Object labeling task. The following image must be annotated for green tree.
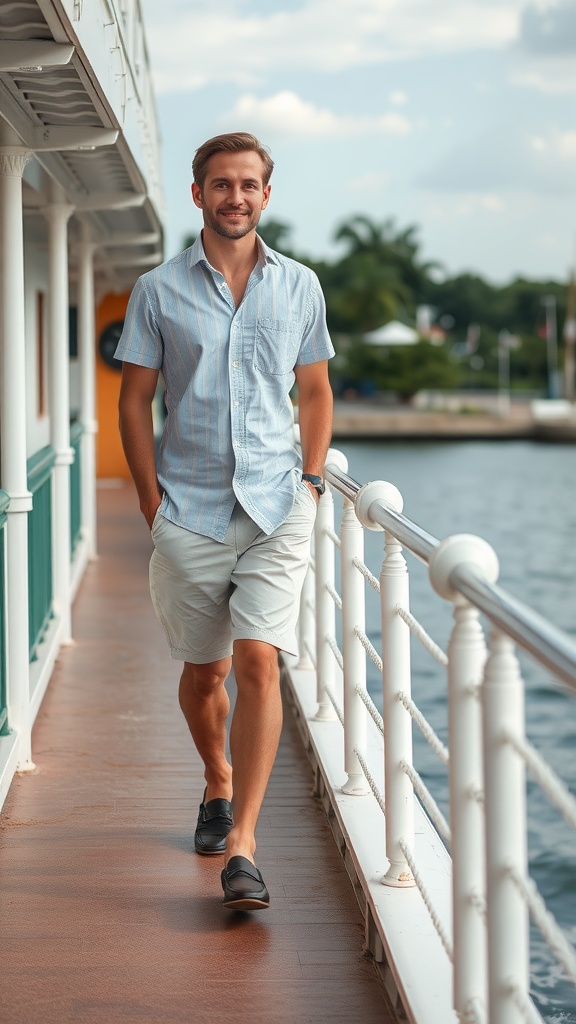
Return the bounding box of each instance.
[257,218,294,255]
[339,339,461,401]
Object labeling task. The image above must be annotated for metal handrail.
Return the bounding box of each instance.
[324,461,576,692]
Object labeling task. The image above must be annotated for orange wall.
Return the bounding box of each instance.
[95,292,131,479]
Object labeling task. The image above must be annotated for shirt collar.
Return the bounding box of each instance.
[187,231,280,270]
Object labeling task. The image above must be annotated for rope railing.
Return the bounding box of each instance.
[352,555,380,593]
[354,747,385,813]
[326,633,343,671]
[353,626,383,673]
[507,865,576,984]
[324,525,341,549]
[324,683,344,727]
[397,690,450,766]
[295,457,576,1023]
[505,730,576,829]
[400,759,451,843]
[508,984,547,1024]
[395,605,449,667]
[355,682,383,734]
[398,837,454,960]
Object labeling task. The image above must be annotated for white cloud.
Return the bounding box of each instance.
[389,90,408,105]
[347,170,390,193]
[420,123,576,195]
[140,0,524,93]
[510,56,576,94]
[219,91,412,138]
[427,193,505,219]
[533,127,576,160]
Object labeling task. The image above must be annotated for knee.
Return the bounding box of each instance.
[233,641,280,696]
[179,661,229,703]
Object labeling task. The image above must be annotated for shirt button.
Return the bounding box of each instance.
[234,401,239,407]
[232,360,239,366]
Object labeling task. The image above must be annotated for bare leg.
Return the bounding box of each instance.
[225,639,282,864]
[179,658,233,802]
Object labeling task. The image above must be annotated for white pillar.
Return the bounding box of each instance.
[355,480,415,887]
[313,485,337,721]
[429,534,499,1021]
[76,225,98,559]
[340,495,369,795]
[43,201,75,643]
[483,629,529,1024]
[380,529,415,886]
[0,147,34,769]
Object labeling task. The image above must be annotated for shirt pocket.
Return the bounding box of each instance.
[254,317,301,375]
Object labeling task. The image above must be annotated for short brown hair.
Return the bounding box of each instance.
[192,132,274,189]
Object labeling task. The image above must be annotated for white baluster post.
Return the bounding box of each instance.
[314,483,336,721]
[0,147,34,770]
[355,481,415,886]
[76,223,98,559]
[43,198,75,644]
[483,628,529,1024]
[430,535,500,1021]
[340,495,370,795]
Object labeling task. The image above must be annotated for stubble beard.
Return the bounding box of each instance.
[204,207,260,240]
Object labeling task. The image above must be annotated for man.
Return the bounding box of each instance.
[116,132,334,911]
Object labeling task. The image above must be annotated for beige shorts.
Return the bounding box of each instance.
[149,483,317,664]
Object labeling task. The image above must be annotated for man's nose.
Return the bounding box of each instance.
[228,185,243,205]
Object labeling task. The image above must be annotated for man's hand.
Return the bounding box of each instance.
[142,495,163,530]
[303,480,320,503]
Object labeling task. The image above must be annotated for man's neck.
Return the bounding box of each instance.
[201,227,260,279]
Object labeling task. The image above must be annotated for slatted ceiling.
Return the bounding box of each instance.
[0,1,163,275]
[0,0,51,37]
[63,149,135,194]
[12,69,101,125]
[97,203,147,236]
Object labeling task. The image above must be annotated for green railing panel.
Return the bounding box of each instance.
[70,421,83,556]
[27,446,56,662]
[0,489,9,734]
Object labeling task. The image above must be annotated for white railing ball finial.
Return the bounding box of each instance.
[429,533,499,601]
[355,480,403,532]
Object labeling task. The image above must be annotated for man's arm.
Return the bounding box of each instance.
[294,360,333,497]
[118,362,162,528]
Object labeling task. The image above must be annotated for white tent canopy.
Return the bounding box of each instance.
[364,320,419,345]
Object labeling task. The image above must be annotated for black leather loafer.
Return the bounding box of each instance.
[221,856,270,910]
[194,791,233,855]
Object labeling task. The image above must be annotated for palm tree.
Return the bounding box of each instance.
[334,214,438,312]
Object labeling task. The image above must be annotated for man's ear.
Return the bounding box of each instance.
[262,184,271,210]
[191,182,203,209]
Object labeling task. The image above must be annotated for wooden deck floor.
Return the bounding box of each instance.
[0,482,395,1024]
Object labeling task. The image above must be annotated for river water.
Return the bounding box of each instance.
[333,439,576,1023]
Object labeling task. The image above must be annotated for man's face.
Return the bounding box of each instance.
[192,150,271,241]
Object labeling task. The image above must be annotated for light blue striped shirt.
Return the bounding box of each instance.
[115,235,335,540]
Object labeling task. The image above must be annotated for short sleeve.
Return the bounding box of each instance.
[295,273,335,367]
[114,276,164,369]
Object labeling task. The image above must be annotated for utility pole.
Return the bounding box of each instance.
[542,295,559,399]
[563,271,576,402]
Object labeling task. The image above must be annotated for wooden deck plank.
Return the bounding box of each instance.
[0,482,395,1024]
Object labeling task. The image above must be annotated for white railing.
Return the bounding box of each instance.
[284,449,576,1024]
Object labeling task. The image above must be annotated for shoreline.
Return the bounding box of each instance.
[331,400,576,443]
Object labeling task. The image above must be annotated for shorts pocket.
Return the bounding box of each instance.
[296,479,318,513]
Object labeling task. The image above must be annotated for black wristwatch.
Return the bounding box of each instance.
[302,473,326,496]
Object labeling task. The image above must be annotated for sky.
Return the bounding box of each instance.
[138,0,576,286]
